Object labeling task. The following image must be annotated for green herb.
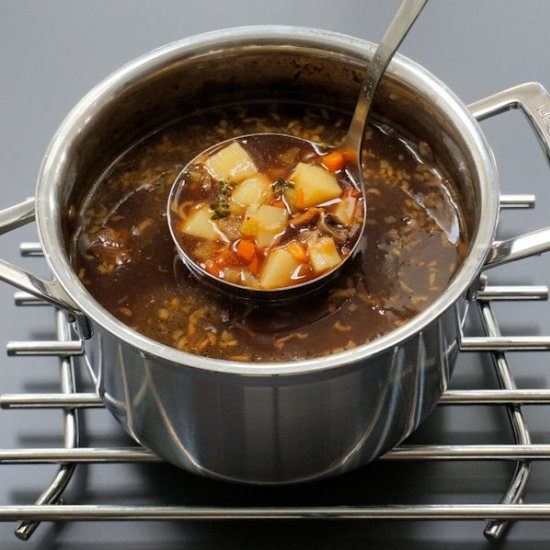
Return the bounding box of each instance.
[210,202,230,219]
[217,181,232,196]
[210,181,232,220]
[272,178,293,194]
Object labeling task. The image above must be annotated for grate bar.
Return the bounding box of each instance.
[5,389,550,410]
[477,285,548,301]
[0,393,102,409]
[499,194,536,209]
[440,389,550,404]
[461,336,550,352]
[2,503,550,521]
[6,341,83,357]
[3,445,550,464]
[13,292,49,306]
[19,242,43,257]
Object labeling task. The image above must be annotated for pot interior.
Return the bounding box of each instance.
[60,41,478,245]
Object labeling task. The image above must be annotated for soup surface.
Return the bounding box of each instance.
[69,102,467,362]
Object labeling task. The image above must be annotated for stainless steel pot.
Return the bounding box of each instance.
[1,27,550,484]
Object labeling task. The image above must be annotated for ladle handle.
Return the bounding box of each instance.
[344,0,428,152]
[0,197,91,337]
[469,82,550,268]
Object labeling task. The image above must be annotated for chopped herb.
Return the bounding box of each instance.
[272,177,294,193]
[217,181,232,196]
[210,181,232,219]
[210,202,230,219]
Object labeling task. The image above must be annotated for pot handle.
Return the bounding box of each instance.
[0,197,91,337]
[469,82,550,268]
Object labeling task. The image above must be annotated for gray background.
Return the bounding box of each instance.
[1,0,550,548]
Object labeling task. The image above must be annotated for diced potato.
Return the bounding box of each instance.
[231,174,271,208]
[204,142,257,183]
[284,187,297,210]
[181,205,219,241]
[307,237,341,274]
[289,162,342,208]
[241,204,288,248]
[331,195,357,226]
[240,212,259,237]
[260,248,301,289]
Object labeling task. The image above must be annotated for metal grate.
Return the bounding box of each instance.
[3,193,550,542]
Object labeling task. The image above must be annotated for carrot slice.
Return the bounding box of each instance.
[287,241,308,263]
[236,239,256,262]
[322,151,345,172]
[341,147,358,164]
[248,254,261,275]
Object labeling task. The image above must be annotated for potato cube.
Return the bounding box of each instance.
[241,204,288,248]
[181,205,219,241]
[307,237,341,274]
[231,174,271,208]
[289,162,342,208]
[260,248,301,289]
[331,195,357,226]
[204,142,257,183]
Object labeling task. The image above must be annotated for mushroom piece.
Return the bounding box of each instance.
[317,212,350,244]
[290,207,322,228]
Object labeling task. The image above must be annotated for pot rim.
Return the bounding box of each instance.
[35,25,499,376]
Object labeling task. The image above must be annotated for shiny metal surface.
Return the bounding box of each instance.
[469,83,550,268]
[344,0,427,155]
[6,503,550,521]
[1,27,550,484]
[13,311,80,541]
[335,0,427,282]
[0,198,77,312]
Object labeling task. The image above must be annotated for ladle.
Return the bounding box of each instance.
[168,0,427,302]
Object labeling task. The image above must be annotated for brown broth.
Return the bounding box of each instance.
[69,102,467,362]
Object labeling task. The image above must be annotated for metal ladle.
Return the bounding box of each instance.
[168,0,428,302]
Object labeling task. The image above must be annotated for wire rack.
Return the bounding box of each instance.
[3,194,550,542]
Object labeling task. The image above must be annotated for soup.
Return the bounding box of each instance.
[68,101,467,362]
[169,134,364,290]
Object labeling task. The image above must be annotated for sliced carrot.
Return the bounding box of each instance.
[295,188,305,210]
[322,151,345,172]
[248,254,261,275]
[340,147,358,164]
[236,239,256,262]
[286,241,308,263]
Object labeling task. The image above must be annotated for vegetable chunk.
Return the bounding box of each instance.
[260,248,301,289]
[205,142,257,183]
[231,174,271,209]
[242,205,288,248]
[289,162,342,208]
[307,237,341,274]
[181,205,220,241]
[331,195,357,226]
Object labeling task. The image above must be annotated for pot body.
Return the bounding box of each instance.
[79,299,462,483]
[27,27,507,483]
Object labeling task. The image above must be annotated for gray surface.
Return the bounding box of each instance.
[1,0,550,548]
